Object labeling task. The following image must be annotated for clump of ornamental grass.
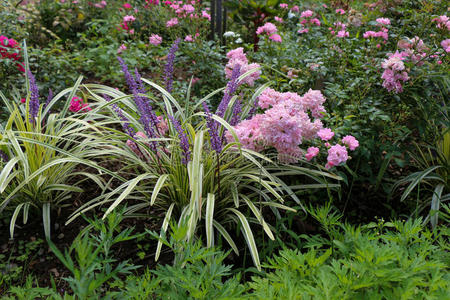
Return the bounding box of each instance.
[0,43,116,239]
[68,46,345,270]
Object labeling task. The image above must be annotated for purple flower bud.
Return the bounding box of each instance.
[104,94,136,138]
[216,64,241,119]
[203,102,222,154]
[43,88,53,112]
[164,38,181,93]
[230,99,241,126]
[27,70,40,123]
[0,150,9,163]
[168,115,191,164]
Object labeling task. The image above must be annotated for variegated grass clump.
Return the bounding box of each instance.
[69,69,342,270]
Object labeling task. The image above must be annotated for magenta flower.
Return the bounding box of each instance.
[256,22,278,35]
[305,146,320,161]
[123,3,132,9]
[441,39,450,52]
[149,34,162,46]
[269,34,282,42]
[166,18,178,28]
[342,135,359,150]
[335,8,345,14]
[376,18,390,25]
[326,144,348,169]
[300,10,313,18]
[317,128,334,141]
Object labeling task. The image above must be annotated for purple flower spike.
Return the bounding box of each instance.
[104,94,136,138]
[164,38,181,93]
[230,99,241,126]
[0,150,9,163]
[27,70,40,123]
[203,102,222,154]
[246,98,259,119]
[44,88,53,111]
[168,115,191,164]
[216,64,241,119]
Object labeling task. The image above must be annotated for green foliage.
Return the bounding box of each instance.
[248,216,450,299]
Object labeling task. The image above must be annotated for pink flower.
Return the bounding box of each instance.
[432,15,450,30]
[123,3,132,9]
[20,98,26,103]
[149,34,162,46]
[326,144,348,168]
[337,30,349,38]
[335,8,345,14]
[182,4,195,14]
[441,39,450,52]
[256,22,278,35]
[123,15,136,22]
[305,146,320,161]
[376,18,390,25]
[157,116,168,136]
[201,10,211,20]
[117,44,127,54]
[185,35,194,42]
[69,97,91,113]
[166,18,178,27]
[269,34,282,42]
[298,28,309,34]
[300,10,313,18]
[291,6,299,13]
[310,18,321,26]
[317,128,334,141]
[274,16,283,23]
[94,0,107,8]
[342,135,359,150]
[279,3,288,9]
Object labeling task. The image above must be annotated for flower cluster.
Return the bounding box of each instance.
[256,22,282,42]
[69,96,92,113]
[381,51,409,93]
[329,22,349,38]
[225,48,261,86]
[298,9,321,34]
[0,35,25,72]
[363,18,390,43]
[149,34,163,46]
[93,0,107,8]
[432,15,450,31]
[121,15,136,34]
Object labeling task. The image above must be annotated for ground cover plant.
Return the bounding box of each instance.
[0,0,448,298]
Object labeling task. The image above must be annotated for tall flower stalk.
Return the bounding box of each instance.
[164,38,181,93]
[168,115,191,164]
[216,64,241,118]
[27,70,40,123]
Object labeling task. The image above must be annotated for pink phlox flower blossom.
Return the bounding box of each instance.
[441,39,450,52]
[337,30,349,38]
[226,114,265,152]
[274,16,283,23]
[305,146,320,161]
[166,18,179,27]
[149,34,162,45]
[225,48,261,86]
[342,135,359,150]
[269,33,282,42]
[432,15,450,30]
[117,44,127,53]
[317,128,335,141]
[376,18,390,25]
[381,51,406,71]
[202,10,211,20]
[123,15,136,22]
[326,144,348,168]
[256,22,278,35]
[300,10,313,18]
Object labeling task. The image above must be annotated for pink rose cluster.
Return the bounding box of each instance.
[328,22,349,38]
[166,0,209,21]
[297,9,321,34]
[69,97,92,113]
[397,36,428,64]
[225,48,261,86]
[432,15,450,31]
[441,39,450,53]
[381,51,409,93]
[94,0,107,8]
[149,34,163,46]
[363,17,390,41]
[0,35,25,72]
[121,15,136,34]
[227,88,330,163]
[256,22,282,42]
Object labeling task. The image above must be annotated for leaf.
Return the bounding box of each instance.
[10,203,25,238]
[103,173,151,219]
[206,193,215,248]
[0,156,20,193]
[213,220,239,255]
[43,203,51,239]
[430,184,445,229]
[155,203,175,261]
[151,174,169,206]
[228,208,261,271]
